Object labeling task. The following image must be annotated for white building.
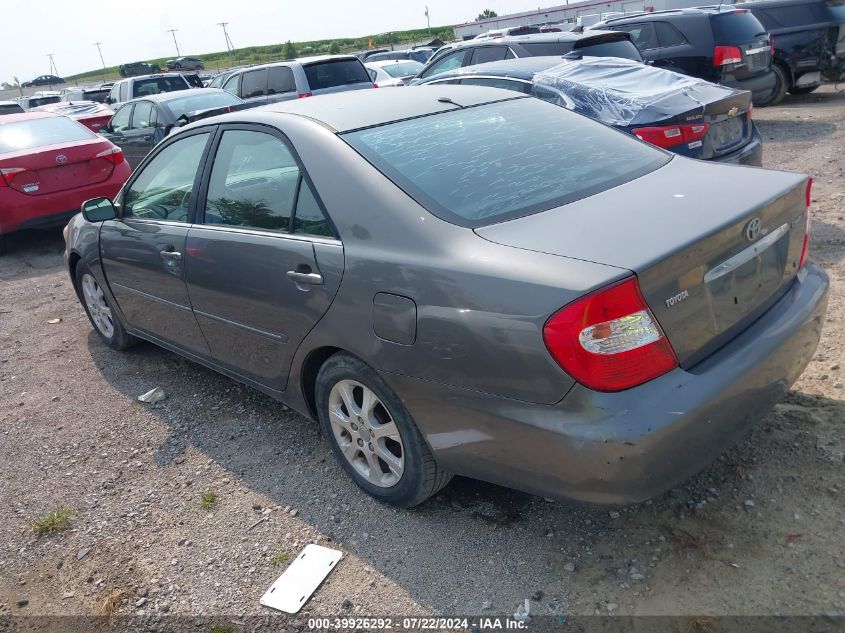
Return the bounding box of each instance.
[453,0,738,40]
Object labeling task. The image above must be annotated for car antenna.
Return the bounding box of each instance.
[437,96,464,108]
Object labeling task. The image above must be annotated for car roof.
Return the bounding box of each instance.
[0,111,58,124]
[735,0,823,6]
[125,88,229,104]
[422,56,565,82]
[441,29,624,53]
[259,85,525,132]
[240,55,362,72]
[366,59,424,69]
[125,73,186,81]
[597,5,742,24]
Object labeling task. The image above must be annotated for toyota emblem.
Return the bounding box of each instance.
[55,154,67,164]
[745,217,762,242]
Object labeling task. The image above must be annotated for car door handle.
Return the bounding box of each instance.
[160,250,182,261]
[286,270,323,285]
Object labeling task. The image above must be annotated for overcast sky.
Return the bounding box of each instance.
[1,0,554,82]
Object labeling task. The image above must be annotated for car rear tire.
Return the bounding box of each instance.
[75,262,137,351]
[788,84,819,96]
[315,353,451,507]
[757,64,789,107]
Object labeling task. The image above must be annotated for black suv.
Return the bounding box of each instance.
[119,61,162,78]
[414,31,643,80]
[593,7,777,105]
[737,0,845,104]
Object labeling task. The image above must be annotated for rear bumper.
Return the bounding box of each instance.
[385,263,828,504]
[0,163,129,235]
[723,69,777,104]
[712,125,763,166]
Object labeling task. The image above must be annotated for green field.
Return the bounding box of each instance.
[65,26,453,83]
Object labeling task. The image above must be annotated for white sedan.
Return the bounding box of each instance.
[364,60,424,87]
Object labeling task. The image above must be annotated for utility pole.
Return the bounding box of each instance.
[424,6,431,35]
[167,28,181,57]
[94,42,107,80]
[47,53,59,77]
[218,22,235,55]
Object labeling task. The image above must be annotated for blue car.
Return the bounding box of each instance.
[414,55,763,166]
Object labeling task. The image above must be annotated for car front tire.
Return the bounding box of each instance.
[315,353,451,507]
[75,262,137,351]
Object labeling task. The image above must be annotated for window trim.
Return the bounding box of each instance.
[115,126,217,224]
[194,122,339,241]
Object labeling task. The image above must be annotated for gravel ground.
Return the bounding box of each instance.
[1,86,844,627]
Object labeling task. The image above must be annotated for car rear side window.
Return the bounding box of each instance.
[204,130,299,231]
[343,98,668,228]
[617,23,659,51]
[268,66,296,94]
[710,11,767,42]
[0,104,24,115]
[0,117,95,153]
[241,69,268,98]
[470,46,514,64]
[303,59,371,90]
[655,22,689,47]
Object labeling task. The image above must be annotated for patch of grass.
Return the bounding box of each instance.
[97,588,132,618]
[200,490,217,511]
[210,626,236,633]
[31,507,73,536]
[269,551,290,566]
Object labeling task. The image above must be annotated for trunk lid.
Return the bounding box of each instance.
[0,137,117,195]
[475,158,809,367]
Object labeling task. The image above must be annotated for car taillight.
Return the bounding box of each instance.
[632,123,709,149]
[373,83,379,88]
[798,177,813,269]
[543,277,678,392]
[0,167,25,188]
[714,45,743,67]
[298,92,312,99]
[94,146,124,165]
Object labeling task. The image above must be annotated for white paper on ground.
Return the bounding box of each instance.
[259,544,343,613]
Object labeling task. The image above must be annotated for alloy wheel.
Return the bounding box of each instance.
[328,379,404,487]
[81,273,115,339]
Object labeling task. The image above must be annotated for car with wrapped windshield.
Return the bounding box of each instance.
[64,87,827,507]
[415,55,762,165]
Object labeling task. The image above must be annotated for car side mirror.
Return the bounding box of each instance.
[81,197,117,222]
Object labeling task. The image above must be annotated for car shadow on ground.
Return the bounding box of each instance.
[755,118,837,143]
[0,228,66,282]
[85,330,845,614]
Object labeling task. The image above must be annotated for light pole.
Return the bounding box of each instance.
[167,29,181,57]
[94,42,107,80]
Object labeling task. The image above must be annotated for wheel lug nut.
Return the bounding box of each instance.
[351,423,358,430]
[357,438,364,447]
[368,443,374,452]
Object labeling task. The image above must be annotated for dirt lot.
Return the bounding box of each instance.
[1,86,844,628]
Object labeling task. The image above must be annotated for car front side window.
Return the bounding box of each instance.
[122,132,210,222]
[421,51,466,77]
[110,105,133,132]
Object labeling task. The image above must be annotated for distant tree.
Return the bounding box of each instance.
[328,41,341,54]
[283,40,298,59]
[476,9,497,20]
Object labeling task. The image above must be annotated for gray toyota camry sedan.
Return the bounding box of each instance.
[64,86,829,507]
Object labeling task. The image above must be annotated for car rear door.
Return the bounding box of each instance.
[99,129,214,356]
[610,21,660,62]
[267,66,298,103]
[184,125,343,392]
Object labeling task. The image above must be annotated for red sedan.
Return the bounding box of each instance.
[0,112,130,250]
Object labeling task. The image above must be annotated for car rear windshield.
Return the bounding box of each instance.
[133,77,189,98]
[343,98,668,227]
[521,35,643,61]
[304,59,371,89]
[164,92,243,119]
[0,117,94,153]
[711,10,767,43]
[382,61,425,77]
[0,104,24,115]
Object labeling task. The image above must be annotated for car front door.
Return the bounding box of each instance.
[99,129,214,356]
[100,103,133,158]
[184,125,343,392]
